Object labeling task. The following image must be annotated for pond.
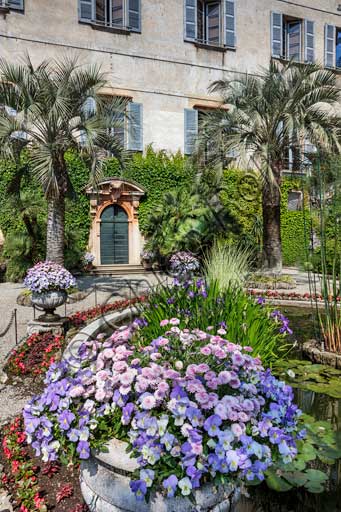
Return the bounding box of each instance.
[239,305,341,512]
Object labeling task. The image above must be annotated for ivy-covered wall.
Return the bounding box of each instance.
[0,149,310,272]
[280,178,310,267]
[104,146,196,233]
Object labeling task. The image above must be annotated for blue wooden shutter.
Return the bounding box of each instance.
[271,12,283,58]
[128,0,141,32]
[127,102,143,151]
[304,20,315,63]
[184,0,197,41]
[224,1,235,48]
[325,24,335,68]
[8,0,24,10]
[184,109,198,155]
[80,97,96,145]
[79,0,94,22]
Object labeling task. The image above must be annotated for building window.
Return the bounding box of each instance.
[287,191,303,211]
[185,0,236,49]
[325,24,341,69]
[79,0,141,32]
[0,0,24,11]
[271,12,315,63]
[81,97,143,152]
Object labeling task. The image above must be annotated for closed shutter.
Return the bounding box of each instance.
[224,0,235,48]
[325,24,335,68]
[112,110,126,148]
[79,0,93,22]
[80,97,96,145]
[271,12,283,58]
[184,0,197,41]
[304,20,315,63]
[8,0,24,9]
[184,108,198,155]
[128,0,141,32]
[127,102,143,151]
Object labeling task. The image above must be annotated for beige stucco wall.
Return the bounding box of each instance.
[0,0,341,152]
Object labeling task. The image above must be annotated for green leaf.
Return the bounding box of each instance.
[266,472,293,492]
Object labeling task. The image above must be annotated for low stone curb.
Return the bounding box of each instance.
[303,340,341,369]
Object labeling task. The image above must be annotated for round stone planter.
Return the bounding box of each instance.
[31,290,67,321]
[81,438,234,512]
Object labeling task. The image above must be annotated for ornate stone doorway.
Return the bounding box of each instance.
[86,178,145,268]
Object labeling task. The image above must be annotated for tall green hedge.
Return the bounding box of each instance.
[280,178,310,267]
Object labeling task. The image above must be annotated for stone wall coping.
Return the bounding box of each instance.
[63,306,138,362]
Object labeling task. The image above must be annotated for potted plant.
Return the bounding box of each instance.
[82,252,95,272]
[24,261,76,322]
[141,250,154,271]
[169,251,200,281]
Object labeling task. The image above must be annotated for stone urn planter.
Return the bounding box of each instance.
[81,438,234,512]
[31,290,67,321]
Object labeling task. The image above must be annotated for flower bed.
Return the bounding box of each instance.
[68,296,146,328]
[0,416,88,512]
[248,289,341,302]
[5,332,64,377]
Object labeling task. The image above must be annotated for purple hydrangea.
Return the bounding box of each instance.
[24,261,76,293]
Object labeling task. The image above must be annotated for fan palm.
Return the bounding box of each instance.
[0,55,128,264]
[197,60,341,272]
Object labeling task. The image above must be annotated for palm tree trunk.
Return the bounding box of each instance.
[262,167,282,273]
[46,196,65,265]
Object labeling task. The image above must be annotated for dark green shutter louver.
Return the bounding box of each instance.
[128,0,141,32]
[8,0,24,10]
[184,0,197,41]
[224,1,235,48]
[127,102,143,151]
[271,12,283,58]
[184,108,198,156]
[79,0,93,22]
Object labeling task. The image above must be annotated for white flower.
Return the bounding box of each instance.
[178,477,192,496]
[287,369,295,379]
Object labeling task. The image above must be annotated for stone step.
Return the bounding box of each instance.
[89,265,146,276]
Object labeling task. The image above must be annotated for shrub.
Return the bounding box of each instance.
[204,241,252,291]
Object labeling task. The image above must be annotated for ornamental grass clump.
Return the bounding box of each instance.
[24,317,304,501]
[24,261,76,293]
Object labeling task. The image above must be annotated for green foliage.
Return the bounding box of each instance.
[138,280,290,366]
[272,359,341,399]
[104,146,196,234]
[64,150,91,253]
[281,178,310,267]
[265,413,341,493]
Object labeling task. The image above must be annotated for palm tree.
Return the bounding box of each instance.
[197,60,341,272]
[0,55,127,265]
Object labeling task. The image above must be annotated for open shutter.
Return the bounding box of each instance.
[184,0,197,41]
[271,12,283,58]
[304,20,315,63]
[79,0,94,22]
[128,0,141,32]
[325,24,335,68]
[8,0,24,9]
[127,102,143,151]
[224,1,235,48]
[184,109,198,155]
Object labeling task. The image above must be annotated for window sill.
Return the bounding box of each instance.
[186,40,235,53]
[272,56,315,66]
[79,20,135,35]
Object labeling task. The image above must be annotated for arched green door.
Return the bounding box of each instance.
[100,205,129,264]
